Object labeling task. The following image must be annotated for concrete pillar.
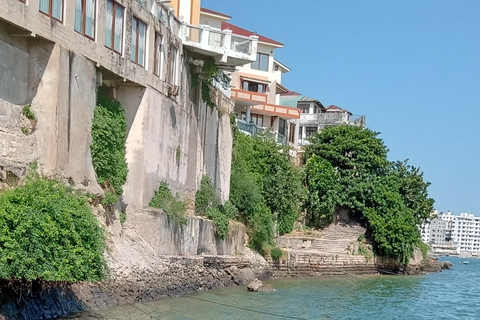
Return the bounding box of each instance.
[200,25,210,48]
[249,35,259,56]
[246,106,251,123]
[221,29,232,63]
[302,126,306,144]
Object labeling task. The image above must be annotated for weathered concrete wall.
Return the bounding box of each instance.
[125,209,246,256]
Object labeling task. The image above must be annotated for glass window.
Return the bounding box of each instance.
[39,0,63,22]
[130,17,147,67]
[75,0,96,39]
[251,53,269,71]
[242,80,265,93]
[298,104,309,114]
[306,126,317,137]
[105,0,124,54]
[154,33,163,76]
[168,45,178,84]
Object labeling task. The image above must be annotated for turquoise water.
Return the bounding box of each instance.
[63,257,480,320]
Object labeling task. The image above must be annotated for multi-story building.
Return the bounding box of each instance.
[280,91,366,145]
[0,0,258,211]
[452,213,480,254]
[199,8,301,147]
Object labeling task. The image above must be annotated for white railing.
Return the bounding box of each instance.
[181,24,258,62]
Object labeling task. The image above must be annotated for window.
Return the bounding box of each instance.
[242,80,266,93]
[278,119,287,136]
[241,113,263,127]
[131,17,147,67]
[251,53,268,71]
[105,0,124,54]
[39,0,63,21]
[289,123,296,143]
[154,33,163,76]
[75,0,96,39]
[306,126,317,137]
[168,44,178,84]
[298,103,309,114]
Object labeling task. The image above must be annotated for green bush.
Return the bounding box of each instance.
[249,204,274,253]
[22,105,36,120]
[0,175,106,282]
[195,175,218,215]
[219,200,238,220]
[270,247,283,260]
[207,207,229,239]
[417,241,430,260]
[150,182,187,225]
[91,92,128,204]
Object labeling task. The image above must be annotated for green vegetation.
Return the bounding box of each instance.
[229,129,303,253]
[149,181,187,225]
[90,92,128,205]
[21,126,29,135]
[192,58,230,110]
[195,176,218,216]
[206,207,229,239]
[418,241,430,260]
[0,175,106,282]
[270,247,283,261]
[194,176,235,239]
[304,125,434,264]
[120,211,126,225]
[22,104,36,120]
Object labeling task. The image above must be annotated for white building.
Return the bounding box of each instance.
[199,8,301,147]
[452,213,480,254]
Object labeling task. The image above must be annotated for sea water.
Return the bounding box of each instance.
[61,257,480,320]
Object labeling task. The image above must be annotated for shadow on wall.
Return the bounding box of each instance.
[0,20,53,106]
[0,280,86,320]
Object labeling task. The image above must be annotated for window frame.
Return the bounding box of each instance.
[105,0,124,54]
[241,80,266,94]
[305,126,317,137]
[241,112,264,127]
[251,52,269,72]
[130,16,147,67]
[39,0,64,22]
[75,0,96,40]
[154,32,163,77]
[168,44,178,85]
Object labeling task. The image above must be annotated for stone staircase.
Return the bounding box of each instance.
[309,223,366,254]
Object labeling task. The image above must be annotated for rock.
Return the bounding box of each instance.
[441,261,453,270]
[247,279,263,292]
[234,268,255,286]
[247,279,275,292]
[258,284,275,293]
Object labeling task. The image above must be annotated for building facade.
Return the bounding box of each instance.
[280,90,366,146]
[0,0,257,212]
[199,8,301,147]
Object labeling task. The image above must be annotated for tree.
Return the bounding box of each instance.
[304,125,434,264]
[304,155,338,227]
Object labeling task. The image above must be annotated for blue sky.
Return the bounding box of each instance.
[202,0,480,215]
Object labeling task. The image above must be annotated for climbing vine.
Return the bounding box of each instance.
[191,58,230,110]
[90,91,128,205]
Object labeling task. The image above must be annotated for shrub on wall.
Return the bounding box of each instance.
[149,181,187,225]
[194,175,218,215]
[0,175,106,282]
[90,92,128,204]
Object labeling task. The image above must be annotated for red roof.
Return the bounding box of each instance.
[280,90,301,96]
[200,8,231,19]
[326,105,351,114]
[222,22,283,47]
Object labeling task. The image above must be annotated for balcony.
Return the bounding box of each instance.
[231,89,268,107]
[300,113,366,127]
[181,24,258,67]
[236,120,288,146]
